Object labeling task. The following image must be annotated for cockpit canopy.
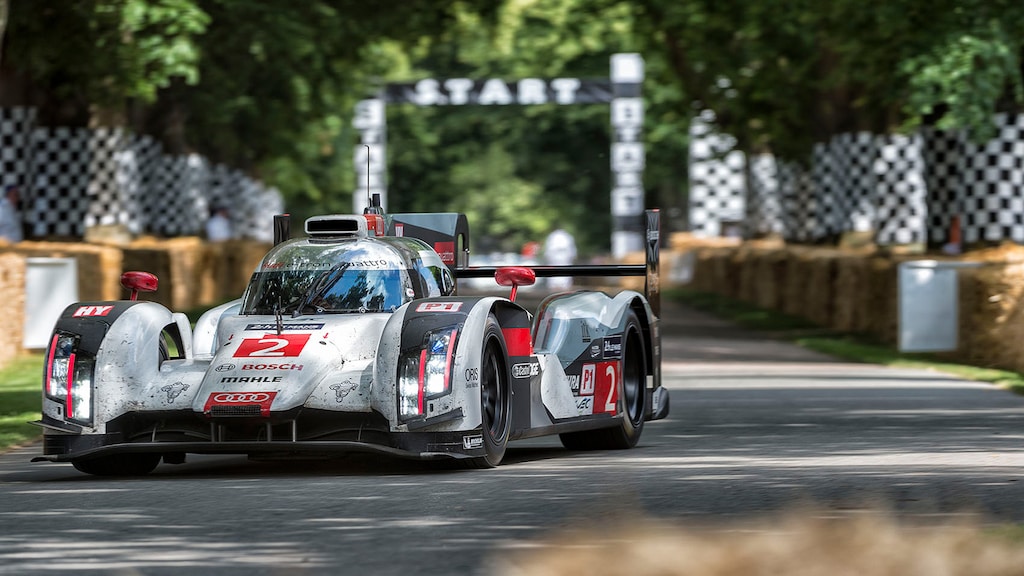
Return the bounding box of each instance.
[240,236,454,315]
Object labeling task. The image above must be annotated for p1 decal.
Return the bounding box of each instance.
[579,361,620,415]
[73,305,114,317]
[416,302,462,313]
[233,334,310,358]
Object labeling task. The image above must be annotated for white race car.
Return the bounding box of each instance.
[33,210,669,475]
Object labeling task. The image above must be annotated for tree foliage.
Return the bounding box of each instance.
[2,0,1023,246]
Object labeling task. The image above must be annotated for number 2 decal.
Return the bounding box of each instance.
[234,334,311,358]
[603,364,617,413]
[579,361,619,415]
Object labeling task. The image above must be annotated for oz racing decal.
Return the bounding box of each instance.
[574,361,620,416]
[233,333,310,358]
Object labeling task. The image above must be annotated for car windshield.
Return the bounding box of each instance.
[240,240,414,315]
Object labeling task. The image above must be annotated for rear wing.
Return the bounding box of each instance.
[451,210,662,317]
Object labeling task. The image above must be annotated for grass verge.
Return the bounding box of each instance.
[0,354,43,452]
[668,288,1024,394]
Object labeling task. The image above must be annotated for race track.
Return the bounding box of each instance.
[2,301,1024,575]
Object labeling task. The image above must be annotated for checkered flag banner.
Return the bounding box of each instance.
[1,106,284,240]
[687,111,1024,247]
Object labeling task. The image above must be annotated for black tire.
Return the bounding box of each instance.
[560,310,646,450]
[467,315,511,468]
[72,453,162,476]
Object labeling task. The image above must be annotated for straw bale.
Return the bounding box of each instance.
[750,249,788,310]
[0,253,26,366]
[668,232,741,252]
[957,262,1024,371]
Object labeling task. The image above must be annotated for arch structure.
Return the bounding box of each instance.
[352,53,646,258]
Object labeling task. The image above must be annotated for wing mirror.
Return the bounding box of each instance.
[495,266,536,302]
[121,271,159,301]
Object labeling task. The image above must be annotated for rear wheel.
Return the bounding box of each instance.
[72,453,161,476]
[467,315,511,468]
[560,310,646,450]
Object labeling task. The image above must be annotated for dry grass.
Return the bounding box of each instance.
[491,512,1024,576]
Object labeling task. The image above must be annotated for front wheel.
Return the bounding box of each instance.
[560,310,647,450]
[72,453,161,476]
[467,315,511,468]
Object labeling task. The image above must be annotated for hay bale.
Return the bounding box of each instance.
[957,262,1024,371]
[0,253,26,366]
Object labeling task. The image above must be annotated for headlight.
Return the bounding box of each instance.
[45,332,95,425]
[398,326,459,420]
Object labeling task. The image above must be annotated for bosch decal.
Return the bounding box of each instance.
[416,302,463,313]
[241,363,304,371]
[215,363,235,372]
[233,333,310,358]
[220,376,283,383]
[602,336,622,359]
[511,362,540,379]
[73,305,114,317]
[245,323,324,331]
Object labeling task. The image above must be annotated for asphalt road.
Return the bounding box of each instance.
[2,299,1024,575]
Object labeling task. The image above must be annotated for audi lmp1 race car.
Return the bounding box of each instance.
[33,209,669,475]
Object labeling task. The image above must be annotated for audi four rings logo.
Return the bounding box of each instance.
[211,392,272,403]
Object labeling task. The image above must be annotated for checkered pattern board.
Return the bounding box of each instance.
[0,107,36,191]
[0,107,282,240]
[687,114,747,237]
[688,113,1024,246]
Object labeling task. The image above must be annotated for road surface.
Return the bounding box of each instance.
[1,300,1023,574]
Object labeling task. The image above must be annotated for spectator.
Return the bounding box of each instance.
[544,228,577,290]
[205,206,233,242]
[0,185,23,243]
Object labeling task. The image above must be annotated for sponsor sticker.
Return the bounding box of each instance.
[567,374,581,393]
[233,333,310,358]
[215,363,235,372]
[220,376,283,383]
[73,305,114,317]
[434,242,456,266]
[602,335,622,360]
[589,344,601,359]
[465,367,479,387]
[241,363,304,371]
[245,323,324,331]
[416,302,462,313]
[581,364,596,395]
[575,396,594,416]
[204,391,277,416]
[462,435,484,450]
[511,362,540,379]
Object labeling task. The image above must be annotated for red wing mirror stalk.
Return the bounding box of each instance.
[120,271,159,301]
[495,266,536,302]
